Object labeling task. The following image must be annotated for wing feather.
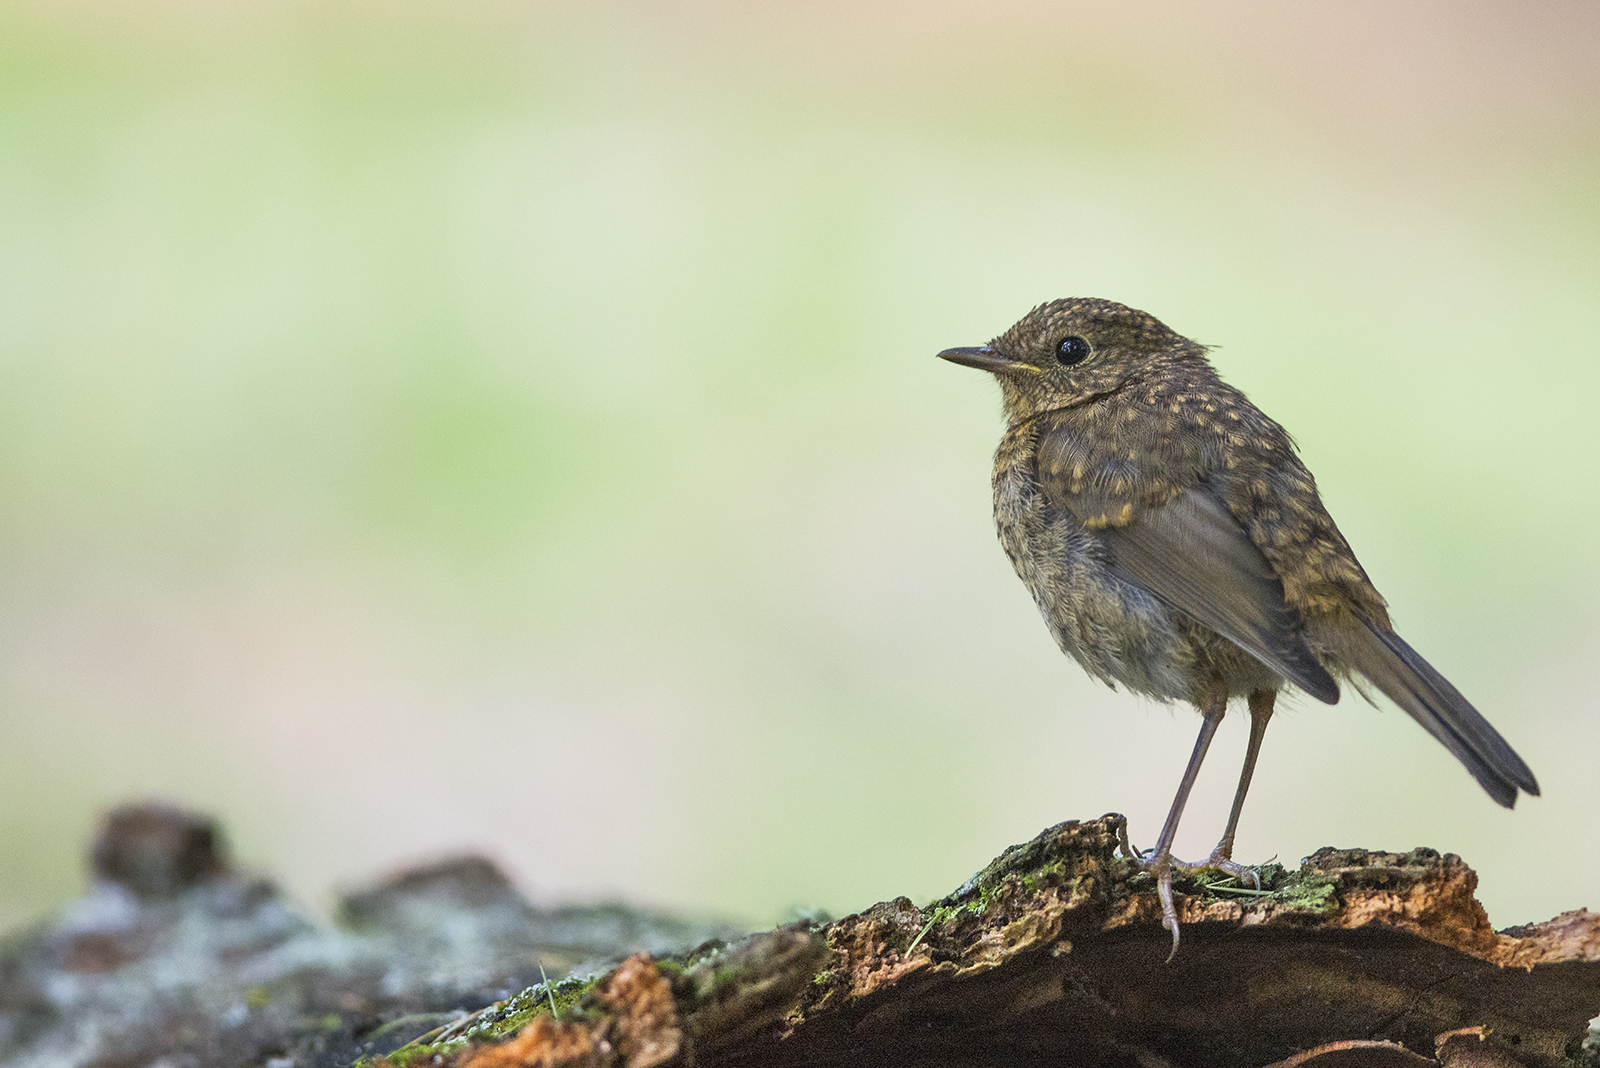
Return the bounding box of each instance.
[1094,489,1340,703]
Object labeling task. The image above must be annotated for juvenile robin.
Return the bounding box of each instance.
[938,298,1538,957]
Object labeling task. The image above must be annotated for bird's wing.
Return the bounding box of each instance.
[1036,430,1339,703]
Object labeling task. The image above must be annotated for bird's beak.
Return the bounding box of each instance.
[937,345,1032,374]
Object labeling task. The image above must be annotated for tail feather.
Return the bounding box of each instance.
[1345,621,1539,808]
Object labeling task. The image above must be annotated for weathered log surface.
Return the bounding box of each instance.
[404,816,1600,1068]
[750,817,1600,1068]
[2,804,1597,1068]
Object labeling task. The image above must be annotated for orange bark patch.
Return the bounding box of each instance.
[1492,907,1600,969]
[590,953,681,1068]
[457,1016,598,1068]
[825,898,931,998]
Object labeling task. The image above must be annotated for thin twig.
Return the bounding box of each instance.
[539,958,559,1019]
[905,914,939,957]
[1203,883,1274,896]
[391,1006,485,1053]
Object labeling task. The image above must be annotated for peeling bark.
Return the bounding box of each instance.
[426,817,1600,1068]
[5,804,1596,1068]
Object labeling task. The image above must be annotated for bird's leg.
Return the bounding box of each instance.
[1202,688,1276,888]
[1137,686,1227,961]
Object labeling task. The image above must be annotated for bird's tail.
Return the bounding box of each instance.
[1342,620,1539,808]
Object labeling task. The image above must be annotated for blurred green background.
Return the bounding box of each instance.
[0,0,1596,933]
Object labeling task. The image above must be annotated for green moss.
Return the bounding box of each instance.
[459,974,598,1042]
[373,973,602,1065]
[1267,872,1338,913]
[381,1046,439,1068]
[1124,861,1339,915]
[926,820,1107,928]
[918,820,1346,947]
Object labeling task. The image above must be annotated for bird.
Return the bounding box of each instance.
[937,298,1538,957]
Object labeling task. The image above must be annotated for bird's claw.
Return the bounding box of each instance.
[1125,846,1186,960]
[1123,834,1266,960]
[1200,850,1261,890]
[1148,854,1182,961]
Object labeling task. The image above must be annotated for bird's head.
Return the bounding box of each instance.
[938,297,1211,425]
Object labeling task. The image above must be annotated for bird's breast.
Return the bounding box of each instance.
[990,427,1197,702]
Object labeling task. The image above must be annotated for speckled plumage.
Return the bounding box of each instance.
[986,300,1384,703]
[940,298,1537,954]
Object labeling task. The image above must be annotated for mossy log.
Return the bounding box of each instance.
[4,804,1596,1068]
[401,816,1600,1068]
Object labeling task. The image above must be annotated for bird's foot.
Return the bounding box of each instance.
[1122,845,1187,961]
[1116,819,1270,958]
[1197,848,1261,890]
[1121,843,1265,960]
[1142,851,1183,961]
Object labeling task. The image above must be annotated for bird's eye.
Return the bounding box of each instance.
[1055,335,1091,366]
